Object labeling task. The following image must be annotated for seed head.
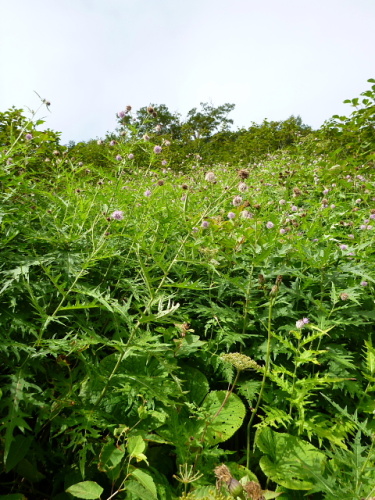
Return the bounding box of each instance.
[221,353,261,371]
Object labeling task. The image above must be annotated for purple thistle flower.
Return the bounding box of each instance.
[340,244,348,250]
[161,159,168,166]
[144,189,152,197]
[266,221,274,229]
[116,154,122,161]
[296,317,309,329]
[370,214,375,220]
[25,133,33,141]
[232,195,243,207]
[128,153,134,160]
[201,220,209,228]
[291,205,298,212]
[153,145,162,154]
[111,210,124,220]
[360,281,368,286]
[117,110,126,118]
[227,212,236,219]
[279,228,286,235]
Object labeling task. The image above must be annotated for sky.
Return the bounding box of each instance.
[1,0,374,145]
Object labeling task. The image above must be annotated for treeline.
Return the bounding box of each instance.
[1,79,374,174]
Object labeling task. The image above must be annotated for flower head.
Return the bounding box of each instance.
[266,221,274,229]
[153,145,162,154]
[238,182,248,193]
[25,133,33,141]
[296,317,309,329]
[232,195,243,207]
[111,210,124,220]
[205,171,217,182]
[127,153,134,160]
[201,220,209,228]
[115,154,122,161]
[227,212,236,219]
[144,189,152,197]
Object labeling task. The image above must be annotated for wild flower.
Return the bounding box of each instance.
[109,140,117,146]
[291,205,298,212]
[280,228,286,235]
[266,221,274,229]
[227,212,236,219]
[221,353,261,371]
[192,227,198,233]
[161,159,168,166]
[330,204,336,209]
[323,189,329,195]
[201,220,209,228]
[128,153,134,160]
[340,293,349,301]
[111,210,124,220]
[232,195,243,207]
[205,172,217,182]
[144,189,152,197]
[340,244,348,250]
[279,199,286,205]
[153,145,162,154]
[241,210,253,219]
[361,281,368,286]
[97,140,103,145]
[143,134,150,141]
[117,110,126,118]
[355,199,362,204]
[116,154,122,161]
[25,133,33,140]
[348,234,354,239]
[163,139,171,146]
[296,317,309,329]
[238,182,248,192]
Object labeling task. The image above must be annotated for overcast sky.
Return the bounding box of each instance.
[1,0,374,145]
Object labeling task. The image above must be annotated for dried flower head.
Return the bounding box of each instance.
[238,169,249,179]
[147,106,155,114]
[243,481,265,500]
[157,179,165,186]
[340,292,349,301]
[221,353,261,371]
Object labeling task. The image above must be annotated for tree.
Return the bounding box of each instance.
[182,102,235,140]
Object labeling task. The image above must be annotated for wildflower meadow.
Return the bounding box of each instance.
[1,80,375,499]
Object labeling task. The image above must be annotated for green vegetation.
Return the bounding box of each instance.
[1,79,375,500]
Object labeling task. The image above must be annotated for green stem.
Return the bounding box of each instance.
[246,296,274,470]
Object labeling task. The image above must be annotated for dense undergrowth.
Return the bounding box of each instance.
[1,80,375,500]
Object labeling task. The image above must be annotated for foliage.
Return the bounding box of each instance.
[0,79,375,499]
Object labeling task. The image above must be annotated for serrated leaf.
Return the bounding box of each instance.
[131,469,157,499]
[66,481,103,499]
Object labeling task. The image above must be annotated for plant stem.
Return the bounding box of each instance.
[246,296,275,469]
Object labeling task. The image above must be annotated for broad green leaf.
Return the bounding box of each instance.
[66,481,104,499]
[200,390,246,445]
[131,468,157,499]
[256,428,325,490]
[180,365,209,405]
[127,435,148,463]
[98,442,125,472]
[5,435,33,472]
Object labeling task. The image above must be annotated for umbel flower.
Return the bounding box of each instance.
[221,353,261,371]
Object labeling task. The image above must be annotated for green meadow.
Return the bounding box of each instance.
[1,80,375,499]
